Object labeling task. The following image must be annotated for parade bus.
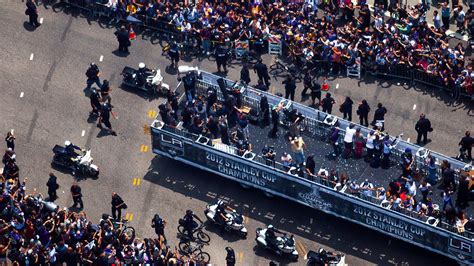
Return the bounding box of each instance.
[150,70,474,264]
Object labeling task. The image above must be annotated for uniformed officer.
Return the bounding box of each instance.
[114,26,130,54]
[215,45,228,73]
[168,41,180,69]
[97,102,117,136]
[26,0,41,28]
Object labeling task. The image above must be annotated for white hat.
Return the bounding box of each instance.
[139,62,146,69]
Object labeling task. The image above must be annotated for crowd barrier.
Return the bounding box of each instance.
[58,0,473,99]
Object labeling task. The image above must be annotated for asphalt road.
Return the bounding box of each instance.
[1,1,471,265]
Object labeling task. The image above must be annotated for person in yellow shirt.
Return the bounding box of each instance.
[126,2,137,15]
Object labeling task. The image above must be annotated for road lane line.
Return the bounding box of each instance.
[413,104,416,110]
[137,178,141,186]
[20,92,24,98]
[129,214,133,221]
[99,55,104,62]
[133,178,137,186]
[143,125,151,135]
[29,53,34,61]
[125,213,130,220]
[81,130,85,137]
[148,110,156,118]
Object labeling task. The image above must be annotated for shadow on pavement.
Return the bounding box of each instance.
[143,156,454,265]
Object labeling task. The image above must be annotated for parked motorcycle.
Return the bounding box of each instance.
[204,200,248,237]
[121,63,170,97]
[255,226,298,261]
[304,248,346,266]
[52,145,99,178]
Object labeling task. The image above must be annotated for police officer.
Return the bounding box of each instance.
[415,114,432,145]
[111,192,126,220]
[152,214,166,240]
[25,0,41,28]
[215,45,228,73]
[372,103,387,131]
[357,100,371,127]
[253,59,270,87]
[89,89,101,116]
[168,41,180,69]
[240,64,251,85]
[321,93,336,114]
[85,63,101,90]
[70,182,83,209]
[46,173,59,202]
[282,75,296,101]
[310,80,322,107]
[114,26,130,54]
[97,102,117,136]
[225,247,236,266]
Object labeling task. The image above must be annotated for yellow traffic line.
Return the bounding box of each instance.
[296,241,307,256]
[132,178,141,186]
[137,178,141,186]
[140,144,149,152]
[237,252,243,262]
[143,124,151,135]
[125,213,133,221]
[148,109,157,118]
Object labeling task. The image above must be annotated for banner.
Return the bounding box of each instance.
[151,127,474,264]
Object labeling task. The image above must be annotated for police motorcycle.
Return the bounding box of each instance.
[255,225,298,261]
[52,141,99,178]
[204,200,248,237]
[304,248,346,266]
[121,62,170,97]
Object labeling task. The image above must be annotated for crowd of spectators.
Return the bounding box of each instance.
[0,133,206,265]
[96,0,473,96]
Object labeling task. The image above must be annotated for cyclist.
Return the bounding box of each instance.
[182,210,202,239]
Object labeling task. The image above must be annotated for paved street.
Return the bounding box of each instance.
[1,1,472,265]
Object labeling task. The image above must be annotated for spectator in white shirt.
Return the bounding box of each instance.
[343,123,356,158]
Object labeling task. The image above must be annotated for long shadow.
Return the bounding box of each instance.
[143,156,454,265]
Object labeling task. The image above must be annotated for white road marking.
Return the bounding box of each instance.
[29,53,34,61]
[413,104,416,110]
[99,55,104,62]
[407,138,411,143]
[20,92,24,98]
[335,83,339,89]
[81,130,86,137]
[39,17,43,24]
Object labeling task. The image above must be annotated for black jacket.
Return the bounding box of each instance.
[415,118,432,133]
[357,103,370,116]
[340,98,353,113]
[373,107,387,121]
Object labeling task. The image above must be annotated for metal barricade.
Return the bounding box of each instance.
[412,69,446,90]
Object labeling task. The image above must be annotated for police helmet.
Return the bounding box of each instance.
[65,140,71,146]
[139,62,146,69]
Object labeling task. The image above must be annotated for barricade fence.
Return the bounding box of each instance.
[59,0,473,97]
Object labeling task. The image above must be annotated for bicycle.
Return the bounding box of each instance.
[177,221,211,243]
[104,215,136,243]
[178,239,206,255]
[269,58,303,82]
